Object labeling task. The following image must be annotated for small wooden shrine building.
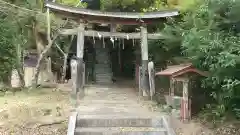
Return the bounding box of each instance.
[44,1,179,98]
[156,63,207,122]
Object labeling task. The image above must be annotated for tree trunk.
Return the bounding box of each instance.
[17,68,25,88]
[61,54,68,83]
[32,34,59,88]
[60,37,73,83]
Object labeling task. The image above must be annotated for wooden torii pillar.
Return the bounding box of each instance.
[75,22,85,93]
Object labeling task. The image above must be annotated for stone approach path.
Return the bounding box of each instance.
[75,84,162,117]
[60,82,213,135]
[71,84,174,135]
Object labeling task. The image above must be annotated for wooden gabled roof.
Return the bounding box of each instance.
[44,1,179,25]
[155,63,208,77]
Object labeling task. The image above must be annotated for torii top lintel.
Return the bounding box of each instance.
[44,1,179,25]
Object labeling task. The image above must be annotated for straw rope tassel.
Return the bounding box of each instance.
[110,37,114,48]
[122,39,125,50]
[92,32,95,44]
[103,37,105,48]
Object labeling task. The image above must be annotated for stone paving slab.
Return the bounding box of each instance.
[72,85,172,135]
[76,86,162,117]
[75,127,166,135]
[77,116,164,127]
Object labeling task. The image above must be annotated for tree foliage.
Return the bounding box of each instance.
[152,0,240,120]
[56,0,87,7]
[0,17,16,82]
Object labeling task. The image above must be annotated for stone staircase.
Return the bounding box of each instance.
[94,43,113,84]
[67,86,176,135]
[73,114,170,135]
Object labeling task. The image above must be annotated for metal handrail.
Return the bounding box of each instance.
[67,111,78,135]
[82,62,85,87]
[161,115,176,135]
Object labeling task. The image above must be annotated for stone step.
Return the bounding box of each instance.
[75,127,166,135]
[95,71,110,75]
[95,54,109,57]
[95,64,111,67]
[95,65,111,68]
[95,80,112,83]
[76,116,163,127]
[95,54,108,56]
[96,58,110,61]
[95,68,112,71]
[96,54,109,56]
[95,74,112,76]
[95,75,112,78]
[95,80,113,84]
[95,79,112,83]
[96,53,109,55]
[95,62,110,64]
[76,100,141,105]
[95,56,109,59]
[95,50,109,52]
[77,112,155,116]
[95,72,112,75]
[96,60,110,63]
[95,68,111,70]
[95,78,112,81]
[95,82,113,85]
[95,67,111,69]
[95,68,111,71]
[95,79,112,82]
[95,71,111,74]
[95,66,111,68]
[95,56,109,58]
[95,74,112,77]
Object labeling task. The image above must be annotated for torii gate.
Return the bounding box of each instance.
[45,1,179,98]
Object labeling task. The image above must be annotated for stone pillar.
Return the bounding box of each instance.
[148,61,155,100]
[140,26,149,98]
[71,59,78,96]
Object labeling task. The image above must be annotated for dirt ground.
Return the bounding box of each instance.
[0,86,239,135]
[0,88,71,135]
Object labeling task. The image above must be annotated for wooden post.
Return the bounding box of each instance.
[138,66,142,97]
[170,78,175,96]
[76,23,85,94]
[77,23,85,58]
[46,8,51,43]
[110,23,116,32]
[140,26,149,98]
[182,78,190,122]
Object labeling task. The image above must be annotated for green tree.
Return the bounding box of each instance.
[0,17,16,84]
[158,0,240,120]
